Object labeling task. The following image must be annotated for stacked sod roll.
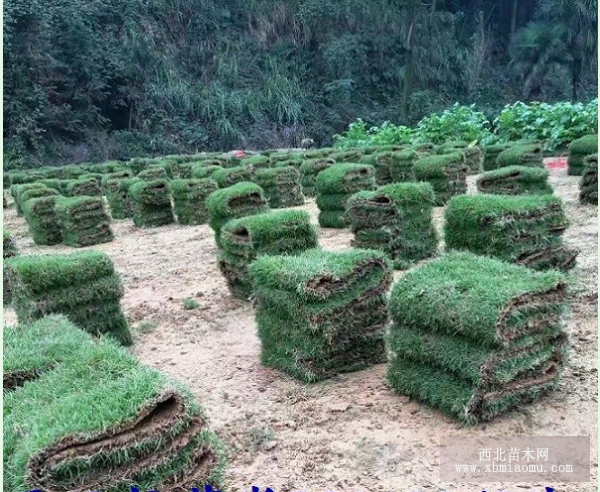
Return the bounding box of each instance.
[330,149,363,163]
[19,185,60,206]
[106,177,140,219]
[22,195,63,245]
[206,181,270,247]
[413,152,468,205]
[345,182,438,269]
[316,163,376,228]
[212,165,255,188]
[191,164,224,180]
[242,155,272,169]
[579,154,598,204]
[55,196,114,247]
[130,179,175,228]
[138,167,168,181]
[386,251,567,424]
[496,143,544,168]
[12,183,46,215]
[171,178,218,225]
[218,210,318,299]
[476,166,553,195]
[65,177,103,197]
[255,166,304,208]
[4,314,225,490]
[4,251,133,345]
[568,135,598,176]
[482,143,511,170]
[299,157,335,197]
[445,194,577,271]
[3,230,18,305]
[250,248,392,382]
[101,169,134,193]
[388,145,436,183]
[437,140,484,174]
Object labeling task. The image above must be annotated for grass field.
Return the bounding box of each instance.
[3,159,597,492]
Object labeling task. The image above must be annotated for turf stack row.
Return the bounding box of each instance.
[106,177,140,219]
[445,194,577,271]
[579,154,598,205]
[250,248,392,382]
[23,195,63,245]
[386,252,567,424]
[171,178,218,225]
[299,157,335,197]
[496,143,544,168]
[218,210,318,299]
[413,152,468,205]
[438,141,484,174]
[482,143,510,170]
[476,166,552,195]
[4,250,133,345]
[389,144,436,183]
[3,230,18,304]
[568,135,598,176]
[316,163,376,228]
[130,179,175,228]
[56,196,114,246]
[345,182,438,269]
[4,314,225,491]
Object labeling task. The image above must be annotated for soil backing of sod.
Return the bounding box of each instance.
[55,196,114,247]
[218,209,318,299]
[444,194,578,271]
[315,163,376,228]
[171,178,219,225]
[579,153,598,205]
[345,182,438,269]
[130,179,175,228]
[4,250,133,345]
[476,165,553,195]
[386,251,567,424]
[4,314,225,491]
[249,248,392,382]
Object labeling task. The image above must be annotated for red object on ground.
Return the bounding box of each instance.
[233,150,246,158]
[545,157,567,170]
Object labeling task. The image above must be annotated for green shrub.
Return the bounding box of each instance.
[345,182,438,268]
[477,166,553,195]
[170,178,218,225]
[4,316,224,491]
[250,248,392,382]
[445,194,577,271]
[129,179,175,228]
[218,209,318,299]
[580,153,598,205]
[4,251,132,345]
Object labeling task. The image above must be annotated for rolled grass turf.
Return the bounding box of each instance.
[65,177,103,197]
[315,163,376,228]
[138,167,169,181]
[444,194,577,271]
[191,164,224,180]
[55,196,114,247]
[579,153,598,205]
[413,152,468,205]
[299,157,335,197]
[3,229,18,305]
[12,183,47,215]
[345,182,438,269]
[3,320,225,491]
[568,134,598,176]
[360,151,405,185]
[496,143,544,169]
[218,209,318,299]
[212,165,255,188]
[130,179,175,228]
[437,141,483,174]
[330,149,363,163]
[206,182,269,247]
[4,250,132,345]
[23,196,63,246]
[106,177,141,220]
[170,178,218,225]
[386,251,566,423]
[388,146,435,183]
[476,166,553,195]
[255,166,304,209]
[482,143,511,171]
[250,248,392,382]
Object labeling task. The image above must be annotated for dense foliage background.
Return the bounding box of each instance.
[4,0,598,168]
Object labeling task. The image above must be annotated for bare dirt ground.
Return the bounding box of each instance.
[3,162,598,492]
